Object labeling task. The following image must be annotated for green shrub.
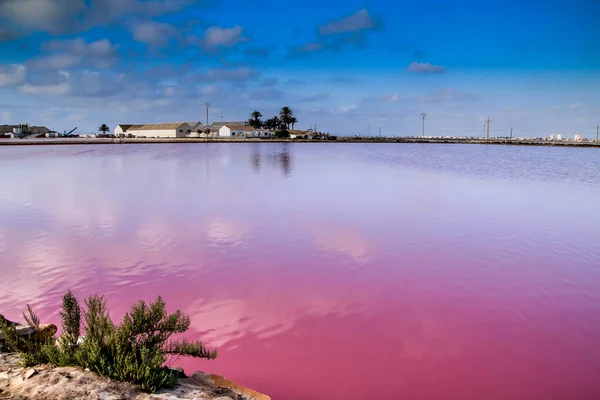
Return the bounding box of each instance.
[0,291,217,393]
[0,305,55,366]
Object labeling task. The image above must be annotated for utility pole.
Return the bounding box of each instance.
[379,126,381,138]
[486,117,491,139]
[420,113,427,138]
[597,124,599,142]
[510,126,513,140]
[205,103,210,137]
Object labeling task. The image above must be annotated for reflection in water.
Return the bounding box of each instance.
[279,147,291,178]
[1,143,600,400]
[249,144,293,177]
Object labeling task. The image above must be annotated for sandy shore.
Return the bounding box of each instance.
[0,352,270,400]
[1,137,599,148]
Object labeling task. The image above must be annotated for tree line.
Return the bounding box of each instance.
[248,106,297,131]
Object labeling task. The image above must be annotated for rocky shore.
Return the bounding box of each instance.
[0,352,270,400]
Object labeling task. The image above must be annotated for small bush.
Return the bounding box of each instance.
[275,129,289,138]
[0,305,55,366]
[0,291,217,393]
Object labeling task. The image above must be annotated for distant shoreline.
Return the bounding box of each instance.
[1,137,599,148]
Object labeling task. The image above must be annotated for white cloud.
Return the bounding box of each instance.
[300,93,330,102]
[194,67,259,83]
[202,25,246,49]
[319,9,378,35]
[0,64,26,87]
[0,0,84,35]
[292,41,325,54]
[29,54,80,69]
[339,104,357,113]
[18,82,70,95]
[407,62,446,74]
[31,38,119,69]
[0,0,191,36]
[131,21,177,45]
[365,93,399,102]
[548,103,581,111]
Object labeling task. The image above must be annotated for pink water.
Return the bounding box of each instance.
[1,143,600,399]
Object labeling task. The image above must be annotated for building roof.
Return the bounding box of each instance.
[127,122,191,131]
[117,124,134,130]
[185,121,204,129]
[0,125,18,133]
[210,121,247,129]
[223,125,257,131]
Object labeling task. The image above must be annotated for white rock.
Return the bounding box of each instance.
[23,369,36,380]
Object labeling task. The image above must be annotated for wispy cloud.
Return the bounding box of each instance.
[339,104,357,113]
[202,25,248,49]
[319,9,379,35]
[130,21,178,45]
[0,64,26,87]
[407,62,446,74]
[30,38,119,69]
[365,94,399,102]
[548,103,580,111]
[0,0,192,36]
[291,42,325,54]
[193,67,260,83]
[290,8,381,57]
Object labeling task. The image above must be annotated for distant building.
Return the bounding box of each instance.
[218,125,271,138]
[210,121,247,136]
[119,122,193,138]
[574,134,582,142]
[0,124,50,138]
[0,125,18,136]
[557,134,562,141]
[114,124,134,137]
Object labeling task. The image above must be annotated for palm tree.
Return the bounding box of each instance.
[248,111,263,129]
[98,124,110,135]
[266,116,281,131]
[279,107,294,130]
[290,116,298,130]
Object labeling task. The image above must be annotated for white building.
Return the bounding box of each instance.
[117,122,193,138]
[574,134,582,142]
[218,125,271,138]
[114,124,134,137]
[245,128,272,138]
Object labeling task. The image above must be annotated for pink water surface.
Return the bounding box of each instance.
[1,143,600,399]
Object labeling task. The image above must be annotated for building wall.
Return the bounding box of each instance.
[219,126,232,137]
[114,126,126,136]
[129,129,179,138]
[248,130,271,137]
[129,125,191,138]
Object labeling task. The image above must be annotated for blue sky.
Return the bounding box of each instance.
[0,0,599,136]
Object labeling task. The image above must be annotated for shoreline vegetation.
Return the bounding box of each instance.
[1,137,600,148]
[0,291,270,400]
